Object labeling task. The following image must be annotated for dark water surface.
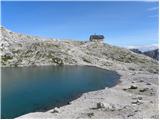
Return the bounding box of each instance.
[1,65,120,119]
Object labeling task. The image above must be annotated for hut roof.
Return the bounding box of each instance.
[90,35,104,39]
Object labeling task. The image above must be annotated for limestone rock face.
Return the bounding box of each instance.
[0,27,158,74]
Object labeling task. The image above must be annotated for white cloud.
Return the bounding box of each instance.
[125,44,159,52]
[149,14,158,17]
[147,6,158,18]
[148,7,159,11]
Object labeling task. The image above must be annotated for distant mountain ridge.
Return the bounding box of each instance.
[143,49,159,60]
[130,48,159,60]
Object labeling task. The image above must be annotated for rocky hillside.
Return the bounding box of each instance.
[0,27,158,73]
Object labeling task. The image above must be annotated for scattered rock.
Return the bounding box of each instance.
[150,101,153,103]
[109,104,116,111]
[134,110,140,112]
[132,96,142,100]
[51,107,60,113]
[127,114,134,117]
[139,80,144,82]
[67,102,71,105]
[129,85,138,89]
[87,112,94,118]
[150,92,154,95]
[96,102,115,111]
[122,88,127,91]
[146,83,151,85]
[138,97,143,100]
[128,67,135,71]
[139,88,149,92]
[96,102,106,109]
[151,115,159,119]
[131,100,143,105]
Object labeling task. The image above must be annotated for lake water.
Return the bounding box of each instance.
[1,65,120,119]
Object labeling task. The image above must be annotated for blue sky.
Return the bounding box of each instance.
[1,1,159,47]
